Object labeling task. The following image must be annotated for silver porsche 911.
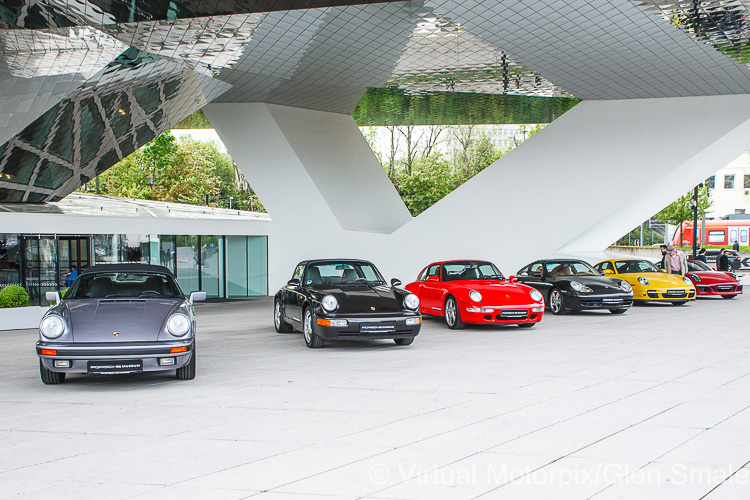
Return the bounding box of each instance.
[36,263,205,384]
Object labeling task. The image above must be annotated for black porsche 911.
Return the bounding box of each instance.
[274,259,422,348]
[515,259,634,315]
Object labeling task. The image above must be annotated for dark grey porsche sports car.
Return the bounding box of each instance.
[274,259,422,348]
[36,264,205,384]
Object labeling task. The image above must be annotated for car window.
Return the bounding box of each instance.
[517,265,530,277]
[687,261,711,272]
[545,261,598,276]
[66,272,183,299]
[598,261,614,273]
[441,261,504,281]
[425,264,441,279]
[530,263,544,275]
[292,265,304,280]
[614,260,659,274]
[305,261,385,287]
[417,267,428,281]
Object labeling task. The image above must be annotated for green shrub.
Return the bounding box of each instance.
[0,286,30,308]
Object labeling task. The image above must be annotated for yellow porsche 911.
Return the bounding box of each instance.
[592,259,696,305]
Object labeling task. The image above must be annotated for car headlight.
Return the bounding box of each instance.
[683,276,692,286]
[731,273,739,280]
[530,290,543,302]
[167,313,191,337]
[321,294,338,312]
[469,290,482,302]
[688,274,700,282]
[404,293,420,310]
[619,281,632,292]
[638,277,650,286]
[40,315,65,339]
[570,281,592,293]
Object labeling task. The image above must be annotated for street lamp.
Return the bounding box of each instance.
[229,196,234,210]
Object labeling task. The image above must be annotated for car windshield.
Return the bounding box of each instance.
[688,260,712,272]
[614,260,660,274]
[66,272,183,299]
[442,261,504,281]
[545,261,598,276]
[304,261,385,287]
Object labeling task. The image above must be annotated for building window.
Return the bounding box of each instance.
[706,176,715,189]
[736,209,746,214]
[725,174,735,189]
[745,174,750,188]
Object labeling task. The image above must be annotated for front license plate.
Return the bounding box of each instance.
[666,290,684,296]
[87,360,143,374]
[602,299,622,304]
[717,285,732,291]
[500,310,528,319]
[360,322,397,333]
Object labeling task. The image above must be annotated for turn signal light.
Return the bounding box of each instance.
[170,346,187,353]
[317,318,331,327]
[40,349,57,356]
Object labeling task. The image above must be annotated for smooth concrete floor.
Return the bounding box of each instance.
[1,289,750,500]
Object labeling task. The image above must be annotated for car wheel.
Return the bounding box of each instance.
[721,295,737,299]
[394,337,414,346]
[727,263,734,272]
[39,360,65,385]
[517,323,535,328]
[672,301,687,306]
[274,300,294,333]
[303,308,325,348]
[549,288,565,315]
[444,296,465,329]
[176,347,196,380]
[609,308,628,314]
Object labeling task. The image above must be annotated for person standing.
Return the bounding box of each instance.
[717,249,730,271]
[697,248,708,263]
[659,245,668,269]
[733,240,740,251]
[66,265,78,287]
[664,246,688,275]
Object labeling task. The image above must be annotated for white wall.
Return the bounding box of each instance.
[206,96,750,293]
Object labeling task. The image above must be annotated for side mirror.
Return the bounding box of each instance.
[427,275,440,282]
[46,291,60,304]
[531,271,543,277]
[391,278,402,287]
[287,278,300,287]
[189,291,207,303]
[602,269,614,275]
[509,276,518,283]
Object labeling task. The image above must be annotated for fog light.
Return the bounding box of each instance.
[317,318,348,327]
[466,307,493,313]
[532,306,544,312]
[405,317,422,326]
[159,358,176,366]
[53,360,70,368]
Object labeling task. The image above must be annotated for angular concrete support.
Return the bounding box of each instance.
[208,96,750,292]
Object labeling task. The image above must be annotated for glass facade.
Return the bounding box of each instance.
[0,233,267,305]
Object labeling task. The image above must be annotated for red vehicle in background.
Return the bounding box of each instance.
[672,219,749,247]
[405,260,545,329]
[685,260,743,299]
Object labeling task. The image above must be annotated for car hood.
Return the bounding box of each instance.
[552,275,629,293]
[447,280,538,302]
[317,285,404,314]
[689,271,739,284]
[65,298,184,342]
[622,272,691,287]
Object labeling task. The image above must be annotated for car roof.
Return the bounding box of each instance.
[82,263,175,276]
[301,258,375,266]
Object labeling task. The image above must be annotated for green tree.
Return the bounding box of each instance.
[655,186,711,245]
[397,153,461,216]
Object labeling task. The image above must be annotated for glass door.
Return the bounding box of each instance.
[22,236,58,306]
[58,237,90,288]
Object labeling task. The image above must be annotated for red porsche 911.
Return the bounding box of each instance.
[405,260,545,329]
[686,260,743,299]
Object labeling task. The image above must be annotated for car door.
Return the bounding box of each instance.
[283,264,305,328]
[523,262,553,297]
[418,264,443,314]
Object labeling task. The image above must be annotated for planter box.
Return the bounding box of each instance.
[0,306,48,331]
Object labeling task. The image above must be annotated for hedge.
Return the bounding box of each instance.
[0,286,30,308]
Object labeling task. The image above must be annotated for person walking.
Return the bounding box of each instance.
[664,246,688,275]
[717,249,730,271]
[697,248,708,263]
[733,240,740,251]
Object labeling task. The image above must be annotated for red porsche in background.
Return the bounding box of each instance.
[405,260,545,329]
[686,260,743,299]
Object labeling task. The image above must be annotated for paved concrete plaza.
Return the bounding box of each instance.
[2,288,750,499]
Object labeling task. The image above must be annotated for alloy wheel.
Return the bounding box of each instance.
[304,310,312,343]
[446,299,456,326]
[550,289,562,314]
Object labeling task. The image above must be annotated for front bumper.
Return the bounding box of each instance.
[694,283,743,296]
[562,292,634,311]
[459,302,544,324]
[314,314,421,340]
[36,339,194,374]
[635,288,696,301]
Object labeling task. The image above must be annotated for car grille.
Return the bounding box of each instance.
[579,298,634,308]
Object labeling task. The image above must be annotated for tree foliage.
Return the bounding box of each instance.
[655,186,711,244]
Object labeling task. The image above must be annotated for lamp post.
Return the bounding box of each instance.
[692,185,700,259]
[229,196,234,210]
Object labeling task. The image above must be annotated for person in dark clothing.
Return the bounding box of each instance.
[659,245,668,269]
[733,240,740,251]
[716,249,730,271]
[697,248,707,263]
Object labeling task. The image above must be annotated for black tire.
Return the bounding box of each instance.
[394,337,414,346]
[721,295,737,299]
[549,288,565,315]
[40,360,65,385]
[274,299,294,333]
[671,301,687,306]
[609,308,628,314]
[176,347,196,380]
[303,308,325,348]
[444,296,465,329]
[518,323,535,328]
[727,263,734,272]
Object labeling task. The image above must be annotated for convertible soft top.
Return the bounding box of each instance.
[81,263,175,276]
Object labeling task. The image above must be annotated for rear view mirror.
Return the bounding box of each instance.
[427,275,439,282]
[189,291,207,303]
[391,278,402,287]
[287,278,300,287]
[46,291,60,305]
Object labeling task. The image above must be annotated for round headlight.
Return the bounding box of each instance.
[469,290,482,302]
[167,313,191,337]
[404,293,420,310]
[530,290,543,302]
[570,281,591,293]
[40,315,65,339]
[620,281,632,292]
[321,294,338,312]
[638,277,650,286]
[688,274,700,282]
[683,276,692,286]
